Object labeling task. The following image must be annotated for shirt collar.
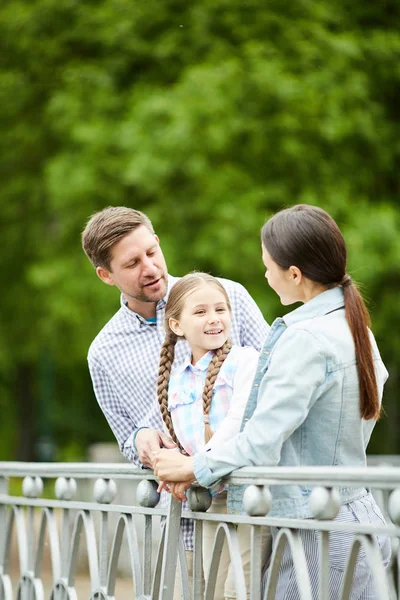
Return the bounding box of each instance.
[174,349,214,375]
[282,286,345,327]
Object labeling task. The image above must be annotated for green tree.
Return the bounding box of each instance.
[0,0,399,459]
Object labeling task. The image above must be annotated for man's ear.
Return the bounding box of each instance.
[289,265,303,286]
[169,318,184,337]
[96,266,115,287]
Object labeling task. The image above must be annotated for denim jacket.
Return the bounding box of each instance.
[194,287,388,518]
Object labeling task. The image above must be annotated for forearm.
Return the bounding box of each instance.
[195,427,280,487]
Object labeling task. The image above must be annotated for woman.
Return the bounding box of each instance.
[154,204,391,598]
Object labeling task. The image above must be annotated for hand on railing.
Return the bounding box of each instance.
[157,479,193,502]
[153,449,196,483]
[135,428,177,468]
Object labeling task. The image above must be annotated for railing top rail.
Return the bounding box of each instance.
[1,461,400,488]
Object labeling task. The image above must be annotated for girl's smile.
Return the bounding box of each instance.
[169,284,232,364]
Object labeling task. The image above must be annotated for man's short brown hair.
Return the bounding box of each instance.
[82,206,154,270]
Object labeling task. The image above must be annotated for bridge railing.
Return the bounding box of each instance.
[1,461,400,600]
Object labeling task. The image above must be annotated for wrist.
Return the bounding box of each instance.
[132,426,150,451]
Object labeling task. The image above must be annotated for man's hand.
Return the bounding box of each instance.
[135,429,176,468]
[153,449,196,483]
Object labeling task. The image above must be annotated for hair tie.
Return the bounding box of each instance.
[203,414,210,425]
[341,274,352,288]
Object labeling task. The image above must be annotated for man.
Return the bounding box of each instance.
[82,206,269,593]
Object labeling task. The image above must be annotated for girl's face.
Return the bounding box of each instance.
[262,244,301,305]
[169,284,232,364]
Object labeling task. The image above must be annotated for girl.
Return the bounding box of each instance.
[154,206,391,599]
[157,272,271,600]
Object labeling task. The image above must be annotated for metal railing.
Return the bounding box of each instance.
[1,461,400,600]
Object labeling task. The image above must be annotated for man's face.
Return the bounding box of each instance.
[97,225,168,311]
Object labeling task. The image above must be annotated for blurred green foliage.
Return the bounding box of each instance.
[0,0,399,460]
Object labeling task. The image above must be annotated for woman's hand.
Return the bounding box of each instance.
[153,449,196,483]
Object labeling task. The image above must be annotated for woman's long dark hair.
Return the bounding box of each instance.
[261,204,380,420]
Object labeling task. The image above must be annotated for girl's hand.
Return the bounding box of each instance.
[157,481,171,494]
[169,481,192,502]
[153,449,196,483]
[156,479,194,502]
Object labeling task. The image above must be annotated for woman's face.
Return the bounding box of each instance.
[262,244,301,305]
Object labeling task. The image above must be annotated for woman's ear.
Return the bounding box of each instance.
[288,266,303,286]
[169,318,184,337]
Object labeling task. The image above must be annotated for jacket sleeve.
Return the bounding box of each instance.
[194,328,326,487]
[204,347,259,451]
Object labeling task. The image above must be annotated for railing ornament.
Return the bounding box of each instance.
[93,478,117,504]
[242,484,272,516]
[136,479,160,507]
[388,488,400,525]
[309,486,340,520]
[187,486,212,512]
[55,477,77,501]
[22,476,43,498]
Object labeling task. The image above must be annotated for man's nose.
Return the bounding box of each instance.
[142,256,157,276]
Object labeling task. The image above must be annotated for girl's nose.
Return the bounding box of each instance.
[208,313,220,323]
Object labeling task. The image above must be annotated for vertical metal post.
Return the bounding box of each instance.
[99,512,108,590]
[26,506,35,600]
[250,526,263,600]
[319,530,329,600]
[192,520,203,600]
[0,476,8,571]
[143,515,152,596]
[159,497,182,600]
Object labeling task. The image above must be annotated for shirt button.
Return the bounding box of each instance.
[254,383,259,388]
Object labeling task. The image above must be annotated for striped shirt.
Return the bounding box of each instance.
[88,273,269,550]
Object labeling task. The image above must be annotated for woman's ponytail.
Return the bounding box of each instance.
[341,276,380,420]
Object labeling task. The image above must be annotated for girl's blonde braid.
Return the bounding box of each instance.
[157,334,188,455]
[202,340,232,443]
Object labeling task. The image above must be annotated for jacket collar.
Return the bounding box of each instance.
[283,286,345,327]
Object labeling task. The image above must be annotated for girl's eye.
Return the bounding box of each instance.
[216,307,226,312]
